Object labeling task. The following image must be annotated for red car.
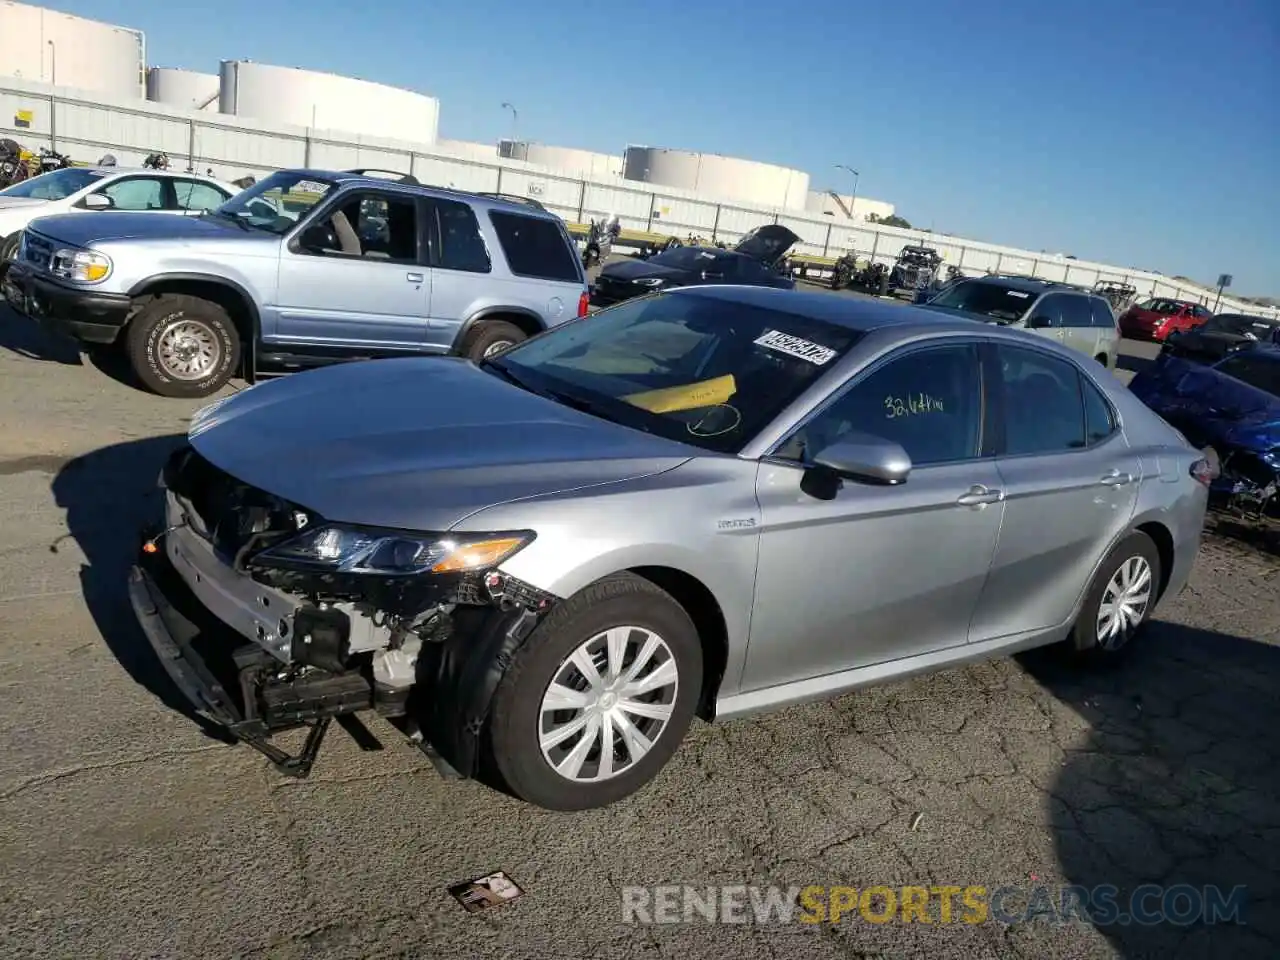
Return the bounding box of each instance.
[1118,298,1214,341]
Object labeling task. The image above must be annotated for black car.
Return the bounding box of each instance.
[1162,312,1280,365]
[590,224,799,307]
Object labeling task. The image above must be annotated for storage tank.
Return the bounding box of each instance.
[499,140,620,179]
[804,190,896,223]
[622,146,810,209]
[0,1,145,98]
[218,61,439,143]
[146,67,219,112]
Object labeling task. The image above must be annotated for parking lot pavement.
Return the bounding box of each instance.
[1,303,1276,960]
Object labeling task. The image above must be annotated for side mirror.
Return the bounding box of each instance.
[82,193,114,210]
[1025,314,1052,329]
[299,223,337,252]
[801,433,912,499]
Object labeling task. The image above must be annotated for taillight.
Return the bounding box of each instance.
[1190,456,1218,487]
[577,291,590,317]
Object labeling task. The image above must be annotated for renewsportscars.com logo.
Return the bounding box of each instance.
[621,884,1249,927]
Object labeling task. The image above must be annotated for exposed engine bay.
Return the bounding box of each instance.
[131,444,560,779]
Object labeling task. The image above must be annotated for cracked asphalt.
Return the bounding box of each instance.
[0,293,1277,960]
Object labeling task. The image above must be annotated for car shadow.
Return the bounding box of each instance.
[1021,621,1279,956]
[1115,351,1155,376]
[50,434,236,743]
[0,302,82,364]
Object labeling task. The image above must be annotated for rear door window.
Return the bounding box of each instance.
[997,345,1087,455]
[1059,294,1094,328]
[1089,297,1116,328]
[488,211,581,283]
[432,198,491,273]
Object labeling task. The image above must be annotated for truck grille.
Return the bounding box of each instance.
[21,230,54,271]
[164,446,305,561]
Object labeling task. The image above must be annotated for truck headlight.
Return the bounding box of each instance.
[248,525,534,576]
[50,248,112,283]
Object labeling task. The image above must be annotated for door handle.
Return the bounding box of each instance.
[956,484,1005,507]
[406,272,424,283]
[1099,470,1134,486]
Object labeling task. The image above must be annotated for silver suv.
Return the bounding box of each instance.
[919,275,1121,370]
[1,169,588,397]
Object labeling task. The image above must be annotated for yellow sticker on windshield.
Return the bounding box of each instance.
[624,375,738,414]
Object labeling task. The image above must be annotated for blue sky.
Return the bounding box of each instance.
[48,0,1280,295]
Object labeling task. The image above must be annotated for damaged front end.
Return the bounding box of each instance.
[1212,446,1280,521]
[128,445,559,779]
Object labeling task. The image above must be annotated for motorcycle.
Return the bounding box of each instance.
[582,215,620,268]
[35,148,73,174]
[0,139,29,188]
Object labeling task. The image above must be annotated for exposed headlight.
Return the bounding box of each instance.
[249,524,534,576]
[50,248,111,283]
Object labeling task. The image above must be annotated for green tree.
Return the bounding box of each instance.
[868,213,912,229]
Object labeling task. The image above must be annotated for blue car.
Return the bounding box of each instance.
[1128,346,1280,517]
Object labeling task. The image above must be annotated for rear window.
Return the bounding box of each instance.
[1090,297,1117,328]
[488,211,581,283]
[1138,298,1185,315]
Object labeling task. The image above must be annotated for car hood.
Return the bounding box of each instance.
[1128,354,1280,450]
[0,197,51,213]
[25,211,246,247]
[600,257,698,282]
[733,224,800,266]
[187,357,696,532]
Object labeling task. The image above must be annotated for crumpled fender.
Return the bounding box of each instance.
[415,605,540,778]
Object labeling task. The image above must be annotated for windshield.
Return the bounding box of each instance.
[0,167,104,200]
[1137,298,1185,315]
[650,247,725,270]
[211,170,339,233]
[1205,314,1279,337]
[484,293,862,454]
[927,280,1034,322]
[1214,354,1280,397]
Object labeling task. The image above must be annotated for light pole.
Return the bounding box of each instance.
[501,102,518,144]
[835,164,859,219]
[47,41,57,150]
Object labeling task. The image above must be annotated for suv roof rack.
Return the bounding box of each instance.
[474,192,548,212]
[345,168,420,185]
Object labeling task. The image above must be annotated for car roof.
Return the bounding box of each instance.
[669,285,984,336]
[964,274,1092,296]
[284,168,563,220]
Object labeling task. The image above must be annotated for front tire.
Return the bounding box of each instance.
[0,231,19,264]
[485,573,703,811]
[459,319,527,361]
[1070,531,1162,664]
[125,294,239,398]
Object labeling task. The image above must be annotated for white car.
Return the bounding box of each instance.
[0,166,251,265]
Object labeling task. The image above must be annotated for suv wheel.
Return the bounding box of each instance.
[1070,530,1162,664]
[0,231,18,264]
[485,573,703,811]
[125,294,240,398]
[459,319,527,361]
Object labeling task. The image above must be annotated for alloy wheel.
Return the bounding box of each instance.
[156,317,222,380]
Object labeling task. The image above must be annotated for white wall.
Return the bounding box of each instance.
[623,146,811,210]
[0,1,144,99]
[436,138,497,162]
[499,140,620,179]
[218,61,439,145]
[146,67,218,113]
[805,190,896,223]
[0,76,1271,319]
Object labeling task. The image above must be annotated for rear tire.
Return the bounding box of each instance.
[1070,530,1162,665]
[125,294,239,399]
[485,573,703,811]
[459,319,527,361]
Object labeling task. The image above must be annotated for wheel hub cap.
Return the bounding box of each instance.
[1096,555,1153,650]
[156,317,221,380]
[538,626,679,783]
